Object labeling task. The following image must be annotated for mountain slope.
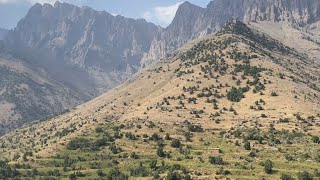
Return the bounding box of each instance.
[0,21,319,179]
[143,0,320,65]
[0,2,160,134]
[249,21,320,63]
[2,0,320,136]
[0,50,84,136]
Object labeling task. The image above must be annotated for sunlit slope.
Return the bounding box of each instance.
[0,21,319,179]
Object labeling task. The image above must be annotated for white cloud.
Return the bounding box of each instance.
[143,2,183,26]
[143,11,152,21]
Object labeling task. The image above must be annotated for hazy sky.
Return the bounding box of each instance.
[0,0,212,29]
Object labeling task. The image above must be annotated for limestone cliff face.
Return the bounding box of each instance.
[143,0,320,65]
[6,1,160,96]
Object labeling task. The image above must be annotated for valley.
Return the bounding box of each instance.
[0,21,319,179]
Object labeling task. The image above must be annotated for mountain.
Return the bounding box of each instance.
[3,0,320,134]
[0,1,160,134]
[0,28,8,40]
[0,21,319,179]
[0,48,84,135]
[5,1,160,97]
[143,0,320,65]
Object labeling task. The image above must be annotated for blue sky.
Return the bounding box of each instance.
[0,0,212,29]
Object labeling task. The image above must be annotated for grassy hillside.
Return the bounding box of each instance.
[0,21,319,179]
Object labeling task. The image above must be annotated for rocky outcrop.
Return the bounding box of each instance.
[143,0,320,65]
[6,1,160,96]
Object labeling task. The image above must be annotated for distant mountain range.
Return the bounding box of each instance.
[0,0,319,135]
[143,0,320,65]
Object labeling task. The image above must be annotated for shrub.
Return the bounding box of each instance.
[0,160,19,178]
[227,87,244,102]
[264,159,273,174]
[167,170,182,180]
[311,136,320,144]
[171,139,181,148]
[130,163,149,177]
[188,124,203,132]
[297,171,313,180]
[97,170,105,177]
[208,156,224,165]
[95,127,104,133]
[281,173,294,180]
[243,141,251,150]
[149,160,157,169]
[106,168,128,180]
[157,147,166,157]
[67,138,91,150]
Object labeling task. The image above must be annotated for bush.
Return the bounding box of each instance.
[171,139,181,148]
[167,170,182,180]
[97,170,105,177]
[95,127,104,133]
[297,171,313,180]
[0,160,19,178]
[227,87,244,102]
[188,124,203,132]
[157,147,166,157]
[243,141,251,150]
[208,156,224,165]
[130,163,149,177]
[149,160,157,169]
[311,136,319,144]
[106,168,128,180]
[281,173,294,180]
[67,138,91,150]
[264,159,273,174]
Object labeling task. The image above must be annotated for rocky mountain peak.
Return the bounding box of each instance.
[6,1,160,97]
[169,1,204,31]
[143,0,320,66]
